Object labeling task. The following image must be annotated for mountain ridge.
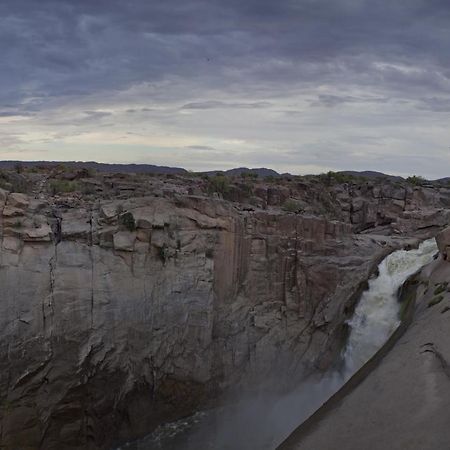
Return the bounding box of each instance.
[0,160,442,182]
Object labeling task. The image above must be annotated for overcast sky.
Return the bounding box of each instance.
[1,0,450,177]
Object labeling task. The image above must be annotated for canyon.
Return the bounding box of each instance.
[0,167,449,449]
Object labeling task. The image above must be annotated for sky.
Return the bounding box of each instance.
[1,0,450,178]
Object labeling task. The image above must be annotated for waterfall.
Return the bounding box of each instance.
[119,239,438,450]
[343,238,437,374]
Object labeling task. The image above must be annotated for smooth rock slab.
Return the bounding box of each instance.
[113,231,136,251]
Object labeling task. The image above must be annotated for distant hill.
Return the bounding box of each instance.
[435,177,450,184]
[339,170,404,181]
[1,161,440,183]
[0,160,187,174]
[201,167,281,177]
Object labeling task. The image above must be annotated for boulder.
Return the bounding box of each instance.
[436,226,450,260]
[23,224,53,242]
[100,203,119,220]
[7,192,29,209]
[113,231,136,251]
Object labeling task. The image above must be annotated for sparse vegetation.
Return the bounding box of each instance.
[184,170,199,179]
[282,199,303,213]
[81,184,96,195]
[428,295,444,307]
[57,164,69,172]
[119,212,136,231]
[318,171,358,186]
[240,172,258,179]
[433,282,448,296]
[49,179,80,195]
[239,182,253,196]
[158,244,169,263]
[207,174,230,195]
[406,175,426,186]
[0,178,11,191]
[0,172,28,193]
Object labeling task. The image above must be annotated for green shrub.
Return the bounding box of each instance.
[158,244,169,263]
[49,180,80,195]
[208,174,230,195]
[428,295,444,307]
[282,199,302,213]
[81,184,96,195]
[322,171,358,184]
[406,175,426,186]
[433,283,448,296]
[119,212,136,231]
[239,182,253,195]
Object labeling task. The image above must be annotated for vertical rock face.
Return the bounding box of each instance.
[436,226,450,260]
[279,251,450,450]
[0,173,448,449]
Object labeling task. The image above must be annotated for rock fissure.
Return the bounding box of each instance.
[421,343,450,381]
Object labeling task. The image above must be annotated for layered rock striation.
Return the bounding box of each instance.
[0,170,448,449]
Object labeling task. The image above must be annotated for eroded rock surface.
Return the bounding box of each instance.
[280,248,450,450]
[0,169,448,449]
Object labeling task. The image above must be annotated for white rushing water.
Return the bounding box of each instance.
[343,238,438,374]
[121,238,438,450]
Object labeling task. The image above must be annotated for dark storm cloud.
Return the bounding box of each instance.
[2,0,450,110]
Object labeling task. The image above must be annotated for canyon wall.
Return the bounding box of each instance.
[0,172,449,449]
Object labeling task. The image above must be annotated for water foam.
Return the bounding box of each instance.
[343,238,437,374]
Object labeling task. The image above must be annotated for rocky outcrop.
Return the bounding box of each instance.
[436,225,450,260]
[0,171,449,449]
[279,250,450,450]
[216,175,450,234]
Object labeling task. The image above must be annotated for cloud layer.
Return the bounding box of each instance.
[1,0,450,177]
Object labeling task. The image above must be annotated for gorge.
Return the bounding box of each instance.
[0,166,449,449]
[122,238,439,449]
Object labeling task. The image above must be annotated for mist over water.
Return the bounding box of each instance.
[120,239,437,450]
